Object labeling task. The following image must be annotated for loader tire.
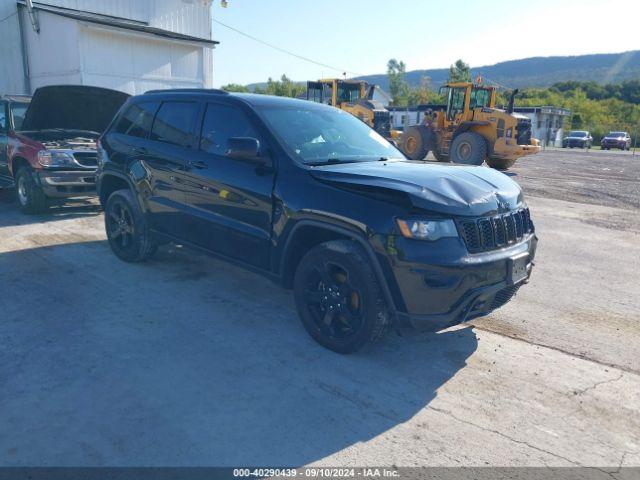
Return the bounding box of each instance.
[486,158,517,170]
[450,132,487,166]
[402,126,431,160]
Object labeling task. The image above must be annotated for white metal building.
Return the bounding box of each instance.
[0,0,217,95]
[513,106,571,147]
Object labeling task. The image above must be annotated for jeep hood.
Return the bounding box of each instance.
[309,161,524,216]
[20,85,130,133]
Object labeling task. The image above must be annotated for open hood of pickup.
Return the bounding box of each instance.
[309,160,524,217]
[20,85,130,134]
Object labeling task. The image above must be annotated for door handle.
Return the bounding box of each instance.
[188,160,208,169]
[133,146,148,156]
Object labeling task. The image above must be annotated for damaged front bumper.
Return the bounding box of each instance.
[36,170,97,198]
[387,234,537,334]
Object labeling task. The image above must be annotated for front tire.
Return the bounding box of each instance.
[105,189,157,263]
[450,132,487,165]
[15,167,48,214]
[293,240,389,354]
[401,125,431,160]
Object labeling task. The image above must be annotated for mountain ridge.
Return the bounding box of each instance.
[246,50,640,91]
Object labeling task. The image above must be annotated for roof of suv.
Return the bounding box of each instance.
[141,89,325,109]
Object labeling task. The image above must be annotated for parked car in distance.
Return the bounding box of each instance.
[0,85,129,213]
[562,130,592,149]
[601,131,632,150]
[97,90,537,354]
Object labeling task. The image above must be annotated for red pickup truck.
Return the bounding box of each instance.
[0,85,128,213]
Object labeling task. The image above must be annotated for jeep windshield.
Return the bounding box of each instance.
[257,105,404,165]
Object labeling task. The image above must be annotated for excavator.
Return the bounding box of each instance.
[399,81,541,170]
[306,79,396,140]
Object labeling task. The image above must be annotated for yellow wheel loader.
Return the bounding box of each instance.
[306,79,397,140]
[400,82,541,170]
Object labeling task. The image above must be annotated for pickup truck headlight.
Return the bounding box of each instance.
[38,150,76,167]
[396,219,458,241]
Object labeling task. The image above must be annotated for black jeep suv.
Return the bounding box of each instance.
[97,89,537,353]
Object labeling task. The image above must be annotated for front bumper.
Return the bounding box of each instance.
[385,234,537,333]
[601,141,625,149]
[563,140,587,148]
[36,170,97,198]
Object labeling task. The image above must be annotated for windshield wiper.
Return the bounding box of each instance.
[306,158,359,166]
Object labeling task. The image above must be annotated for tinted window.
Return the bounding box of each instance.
[200,103,259,155]
[150,101,198,147]
[115,102,159,138]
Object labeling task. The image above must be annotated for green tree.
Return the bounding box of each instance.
[221,83,249,93]
[387,58,410,106]
[448,59,471,83]
[261,74,305,98]
[407,76,443,105]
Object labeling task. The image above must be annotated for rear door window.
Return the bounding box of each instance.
[150,101,199,147]
[114,102,159,138]
[199,103,260,156]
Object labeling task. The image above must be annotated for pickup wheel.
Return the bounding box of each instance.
[293,240,390,354]
[105,189,157,263]
[450,132,487,165]
[15,167,48,214]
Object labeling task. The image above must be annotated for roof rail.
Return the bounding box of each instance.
[144,88,229,95]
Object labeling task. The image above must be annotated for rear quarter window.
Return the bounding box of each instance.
[114,102,159,138]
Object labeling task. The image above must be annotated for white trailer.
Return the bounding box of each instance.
[0,0,217,95]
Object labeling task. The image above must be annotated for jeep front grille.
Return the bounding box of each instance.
[458,208,534,253]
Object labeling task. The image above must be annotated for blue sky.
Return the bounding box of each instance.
[210,0,640,87]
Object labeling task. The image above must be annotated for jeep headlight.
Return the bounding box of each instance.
[38,150,76,167]
[396,219,458,241]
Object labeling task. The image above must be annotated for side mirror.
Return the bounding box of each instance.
[226,137,269,165]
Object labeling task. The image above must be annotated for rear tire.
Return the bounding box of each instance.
[401,125,431,160]
[293,240,389,354]
[105,189,157,263]
[450,132,487,165]
[15,167,48,214]
[486,158,517,170]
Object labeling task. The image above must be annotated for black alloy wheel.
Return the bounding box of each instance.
[107,199,135,252]
[104,189,157,262]
[303,260,364,340]
[293,240,389,354]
